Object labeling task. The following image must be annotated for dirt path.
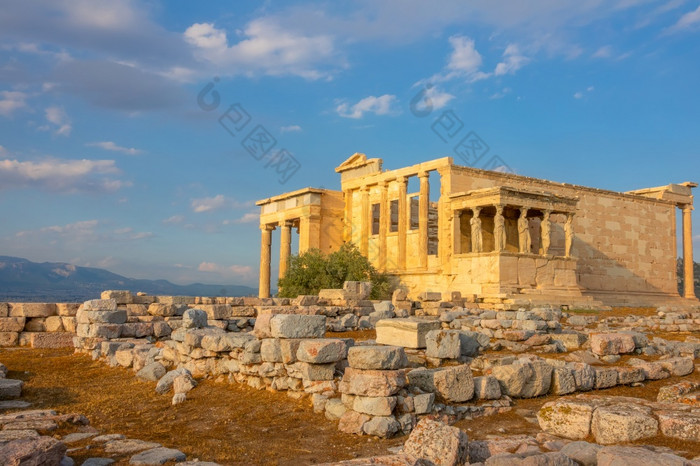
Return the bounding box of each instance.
[0,347,402,465]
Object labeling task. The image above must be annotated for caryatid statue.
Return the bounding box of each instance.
[565,213,574,257]
[494,205,506,251]
[470,207,482,253]
[541,210,551,255]
[518,207,531,253]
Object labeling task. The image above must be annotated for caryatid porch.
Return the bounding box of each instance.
[446,186,581,297]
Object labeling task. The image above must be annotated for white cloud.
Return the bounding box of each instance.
[490,87,512,99]
[0,157,127,192]
[447,36,482,74]
[592,45,613,58]
[574,86,595,99]
[198,261,253,277]
[0,91,28,117]
[86,141,144,155]
[42,106,72,136]
[190,194,250,213]
[184,19,338,79]
[494,44,529,76]
[336,94,398,119]
[0,145,6,156]
[573,92,584,99]
[223,212,259,225]
[15,219,152,242]
[424,86,455,110]
[163,215,185,225]
[280,125,302,133]
[666,5,700,33]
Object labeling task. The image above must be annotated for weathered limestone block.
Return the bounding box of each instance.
[287,362,335,381]
[568,363,596,391]
[457,330,489,356]
[615,367,645,385]
[590,333,635,356]
[296,339,347,364]
[0,332,19,346]
[551,367,577,395]
[0,302,8,317]
[347,345,407,370]
[408,365,474,402]
[152,321,171,338]
[425,330,461,359]
[280,339,303,363]
[413,393,435,414]
[24,318,46,332]
[195,304,231,320]
[552,332,587,351]
[269,314,326,339]
[130,447,186,465]
[30,332,74,348]
[0,436,67,465]
[628,358,671,380]
[0,378,23,399]
[44,316,64,332]
[352,396,397,416]
[362,416,400,438]
[84,323,121,339]
[200,333,254,352]
[591,404,658,444]
[156,296,195,305]
[537,401,594,440]
[325,398,347,420]
[136,362,167,381]
[120,322,153,338]
[0,317,25,332]
[56,303,80,316]
[182,309,207,329]
[657,411,700,441]
[100,290,133,304]
[658,357,694,377]
[560,441,602,466]
[82,299,118,312]
[338,410,370,434]
[375,318,441,349]
[657,381,700,403]
[10,303,57,318]
[82,309,127,325]
[485,452,577,465]
[148,303,177,317]
[593,367,618,389]
[339,368,406,397]
[261,338,283,362]
[596,446,692,466]
[403,418,469,466]
[491,360,552,398]
[474,375,501,400]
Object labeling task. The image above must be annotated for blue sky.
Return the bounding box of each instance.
[1,0,699,287]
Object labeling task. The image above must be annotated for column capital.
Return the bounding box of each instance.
[260,224,276,231]
[472,206,481,216]
[418,170,430,179]
[397,175,408,185]
[360,185,370,193]
[682,204,694,213]
[378,180,387,188]
[281,219,294,227]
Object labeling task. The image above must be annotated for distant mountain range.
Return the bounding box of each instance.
[0,256,257,302]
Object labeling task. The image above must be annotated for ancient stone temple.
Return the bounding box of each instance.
[256,153,697,307]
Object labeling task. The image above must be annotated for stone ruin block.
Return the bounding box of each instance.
[100,290,133,304]
[375,318,441,349]
[9,303,57,318]
[269,314,326,339]
[490,360,552,398]
[590,333,635,356]
[347,346,407,371]
[339,368,407,397]
[296,339,347,364]
[425,329,461,359]
[343,281,372,300]
[408,365,474,403]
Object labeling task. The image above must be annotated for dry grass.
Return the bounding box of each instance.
[0,347,402,465]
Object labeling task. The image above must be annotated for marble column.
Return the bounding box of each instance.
[419,171,430,268]
[397,176,407,270]
[683,205,696,299]
[360,186,370,256]
[379,180,388,271]
[258,224,274,298]
[343,189,352,243]
[278,220,292,281]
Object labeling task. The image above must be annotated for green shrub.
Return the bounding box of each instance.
[278,243,395,300]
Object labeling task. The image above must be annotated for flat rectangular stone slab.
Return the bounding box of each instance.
[375,318,441,349]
